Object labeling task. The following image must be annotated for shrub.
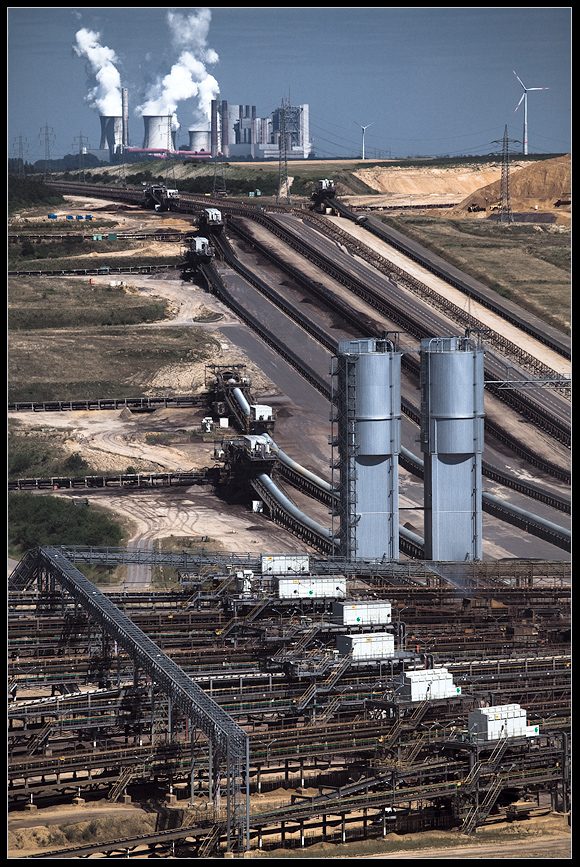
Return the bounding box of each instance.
[8,492,124,556]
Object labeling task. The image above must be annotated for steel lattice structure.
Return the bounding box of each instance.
[9,546,251,851]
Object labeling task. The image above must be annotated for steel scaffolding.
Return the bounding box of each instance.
[9,547,251,852]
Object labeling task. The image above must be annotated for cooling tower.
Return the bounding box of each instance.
[420,336,485,561]
[188,129,211,152]
[332,338,401,561]
[99,116,123,154]
[142,115,174,151]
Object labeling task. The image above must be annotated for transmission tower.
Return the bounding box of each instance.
[277,99,291,205]
[73,132,90,182]
[212,154,227,197]
[12,135,28,178]
[493,125,519,224]
[39,123,56,181]
[165,115,177,188]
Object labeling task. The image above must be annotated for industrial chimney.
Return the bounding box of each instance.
[211,100,219,156]
[420,336,485,561]
[332,337,401,561]
[121,87,129,149]
[221,100,229,157]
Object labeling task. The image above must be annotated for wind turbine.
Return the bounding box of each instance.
[513,70,549,155]
[355,121,373,160]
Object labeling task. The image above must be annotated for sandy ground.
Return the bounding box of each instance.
[341,161,530,209]
[7,797,571,859]
[323,217,570,377]
[8,271,319,584]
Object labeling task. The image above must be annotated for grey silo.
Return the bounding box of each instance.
[332,337,401,561]
[420,336,485,561]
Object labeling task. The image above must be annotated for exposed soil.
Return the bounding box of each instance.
[342,154,571,225]
[7,797,570,859]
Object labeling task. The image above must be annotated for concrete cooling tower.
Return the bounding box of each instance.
[142,116,175,151]
[188,130,211,152]
[99,116,123,154]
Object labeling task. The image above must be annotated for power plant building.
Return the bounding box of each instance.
[92,92,313,161]
[209,100,313,159]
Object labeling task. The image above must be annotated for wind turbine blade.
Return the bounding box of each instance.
[513,69,526,89]
[515,93,525,111]
[527,87,550,91]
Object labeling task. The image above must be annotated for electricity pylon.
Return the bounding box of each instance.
[493,126,519,224]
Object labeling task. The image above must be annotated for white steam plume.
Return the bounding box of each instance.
[73,28,122,116]
[137,9,219,128]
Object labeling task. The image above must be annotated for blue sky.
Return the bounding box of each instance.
[8,7,571,162]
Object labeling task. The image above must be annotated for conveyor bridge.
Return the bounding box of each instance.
[9,546,251,849]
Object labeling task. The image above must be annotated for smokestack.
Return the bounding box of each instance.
[121,88,129,149]
[221,99,229,157]
[211,99,218,156]
[142,116,174,151]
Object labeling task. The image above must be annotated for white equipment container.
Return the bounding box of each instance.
[336,632,395,660]
[251,404,273,422]
[332,601,392,626]
[397,667,461,701]
[277,576,346,600]
[262,554,310,575]
[468,704,533,741]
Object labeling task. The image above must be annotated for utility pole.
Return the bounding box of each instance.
[493,125,519,224]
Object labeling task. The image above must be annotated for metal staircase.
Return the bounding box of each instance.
[27,721,53,755]
[107,766,138,803]
[197,823,223,857]
[216,596,274,638]
[293,653,353,712]
[461,775,505,835]
[460,734,510,834]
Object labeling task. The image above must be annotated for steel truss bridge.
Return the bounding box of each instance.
[9,546,251,854]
